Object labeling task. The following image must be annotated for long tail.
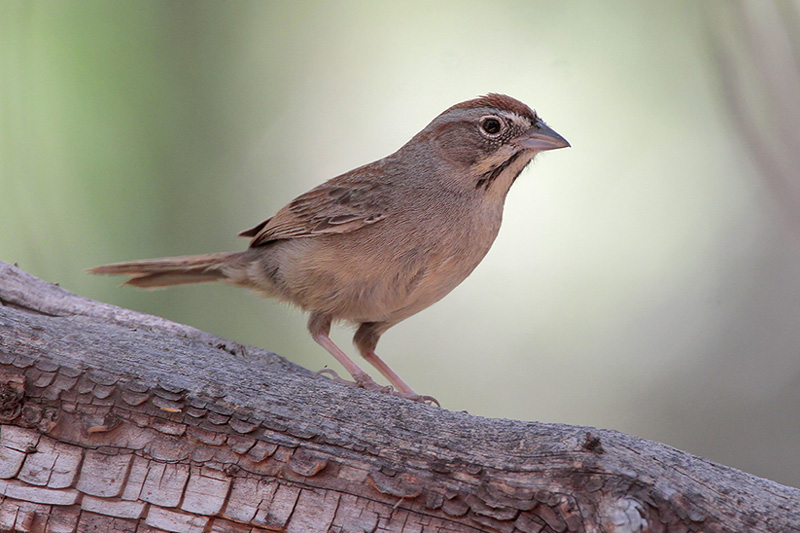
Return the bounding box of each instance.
[89,251,248,289]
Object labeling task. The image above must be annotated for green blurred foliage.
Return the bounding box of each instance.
[2,1,799,487]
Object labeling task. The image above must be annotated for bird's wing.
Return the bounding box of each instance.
[239,176,391,247]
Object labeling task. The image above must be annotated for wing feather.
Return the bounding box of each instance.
[239,172,391,248]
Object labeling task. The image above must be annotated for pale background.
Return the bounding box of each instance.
[3,2,800,487]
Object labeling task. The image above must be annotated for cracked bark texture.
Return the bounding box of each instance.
[0,261,798,533]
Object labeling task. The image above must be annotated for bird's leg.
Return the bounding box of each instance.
[360,350,415,394]
[307,313,389,392]
[360,349,440,407]
[354,322,440,406]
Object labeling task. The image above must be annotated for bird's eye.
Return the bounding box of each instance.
[480,116,503,135]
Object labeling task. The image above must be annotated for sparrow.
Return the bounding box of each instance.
[91,94,570,404]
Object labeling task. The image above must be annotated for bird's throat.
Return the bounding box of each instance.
[474,150,534,194]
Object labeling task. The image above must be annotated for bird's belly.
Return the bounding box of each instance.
[250,211,500,324]
[334,233,496,324]
[312,252,481,324]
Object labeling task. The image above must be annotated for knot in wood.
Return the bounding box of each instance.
[288,448,328,477]
[0,373,24,423]
[367,470,423,499]
[601,497,648,532]
[582,431,605,454]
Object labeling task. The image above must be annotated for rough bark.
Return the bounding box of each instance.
[0,261,798,533]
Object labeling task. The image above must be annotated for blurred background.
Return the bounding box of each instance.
[2,1,800,487]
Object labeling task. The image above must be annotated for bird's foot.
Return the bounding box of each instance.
[396,392,441,407]
[314,369,440,406]
[314,368,393,393]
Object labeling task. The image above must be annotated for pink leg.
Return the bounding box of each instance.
[310,314,439,405]
[354,322,440,405]
[362,349,439,406]
[311,332,377,387]
[308,313,384,390]
[361,350,416,394]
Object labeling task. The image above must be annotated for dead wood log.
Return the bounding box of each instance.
[0,260,798,533]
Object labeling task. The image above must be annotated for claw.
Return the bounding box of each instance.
[393,392,441,407]
[314,368,391,392]
[420,395,441,407]
[314,368,350,384]
[314,368,440,406]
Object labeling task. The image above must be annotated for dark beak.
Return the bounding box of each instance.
[515,120,570,151]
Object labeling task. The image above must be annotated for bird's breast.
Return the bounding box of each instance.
[356,198,504,323]
[251,194,505,325]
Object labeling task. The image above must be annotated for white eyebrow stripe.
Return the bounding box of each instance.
[500,110,533,130]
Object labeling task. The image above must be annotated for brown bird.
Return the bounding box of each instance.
[91,94,569,403]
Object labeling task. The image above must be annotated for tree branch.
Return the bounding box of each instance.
[0,261,797,532]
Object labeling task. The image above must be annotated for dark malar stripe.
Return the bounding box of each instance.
[475,151,524,191]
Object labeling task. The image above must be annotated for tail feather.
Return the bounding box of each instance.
[89,252,245,289]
